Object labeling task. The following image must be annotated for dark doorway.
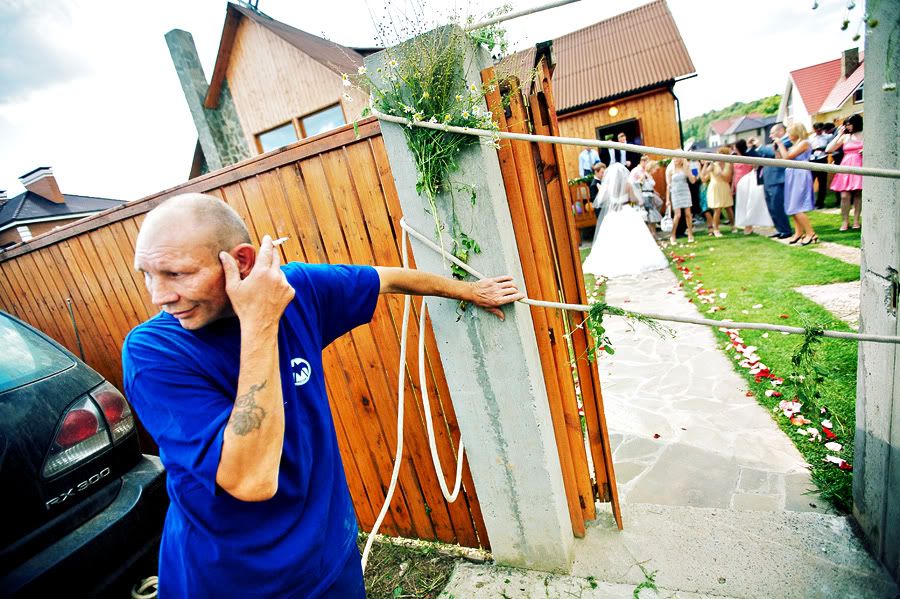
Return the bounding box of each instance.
[595,118,643,167]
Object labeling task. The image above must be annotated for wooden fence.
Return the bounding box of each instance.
[1,59,621,549]
[0,119,490,549]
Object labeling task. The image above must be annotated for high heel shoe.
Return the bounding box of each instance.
[786,236,802,244]
[800,235,820,246]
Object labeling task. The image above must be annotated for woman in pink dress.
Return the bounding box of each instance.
[826,113,863,230]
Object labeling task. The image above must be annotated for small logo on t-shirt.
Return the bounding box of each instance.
[290,357,311,386]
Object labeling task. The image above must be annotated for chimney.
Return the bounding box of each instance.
[19,167,65,204]
[841,47,860,79]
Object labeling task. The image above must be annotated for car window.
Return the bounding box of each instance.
[0,314,75,393]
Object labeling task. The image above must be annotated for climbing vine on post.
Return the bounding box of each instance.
[352,5,510,279]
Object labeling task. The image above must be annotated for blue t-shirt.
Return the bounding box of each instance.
[122,263,380,598]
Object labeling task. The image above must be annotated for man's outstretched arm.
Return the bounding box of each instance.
[374,267,524,320]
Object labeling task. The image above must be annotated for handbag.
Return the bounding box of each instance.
[660,194,673,233]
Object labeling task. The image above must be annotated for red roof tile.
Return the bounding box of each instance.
[819,56,864,113]
[501,0,695,113]
[790,58,843,115]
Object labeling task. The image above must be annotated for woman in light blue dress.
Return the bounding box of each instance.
[666,157,697,244]
[776,123,818,245]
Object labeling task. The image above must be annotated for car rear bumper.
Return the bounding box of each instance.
[1,455,168,598]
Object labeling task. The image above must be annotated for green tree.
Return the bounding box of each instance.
[682,94,781,145]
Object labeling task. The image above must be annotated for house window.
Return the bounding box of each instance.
[257,122,298,153]
[16,226,32,242]
[301,104,345,138]
[853,83,864,104]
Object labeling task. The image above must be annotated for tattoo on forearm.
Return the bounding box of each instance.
[229,381,267,436]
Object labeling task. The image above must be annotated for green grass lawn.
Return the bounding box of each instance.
[665,233,860,511]
[806,210,862,248]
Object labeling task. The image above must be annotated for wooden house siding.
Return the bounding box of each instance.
[225,18,367,152]
[558,87,679,195]
[558,88,680,173]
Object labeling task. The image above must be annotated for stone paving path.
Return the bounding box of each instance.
[598,266,826,513]
[439,260,900,599]
[811,241,861,265]
[795,280,860,329]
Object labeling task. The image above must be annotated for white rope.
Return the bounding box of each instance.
[418,303,466,501]
[399,218,900,345]
[373,110,900,180]
[131,576,158,599]
[361,228,466,573]
[465,0,582,31]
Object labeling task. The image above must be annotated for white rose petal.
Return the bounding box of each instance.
[719,292,727,299]
[825,442,843,452]
[821,419,833,429]
[752,304,763,309]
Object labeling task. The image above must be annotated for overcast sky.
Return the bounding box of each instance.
[0,0,864,201]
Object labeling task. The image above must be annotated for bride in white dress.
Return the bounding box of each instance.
[582,163,669,278]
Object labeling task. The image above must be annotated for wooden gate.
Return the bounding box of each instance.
[484,58,623,533]
[0,120,490,548]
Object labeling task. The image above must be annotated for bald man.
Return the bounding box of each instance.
[122,193,523,598]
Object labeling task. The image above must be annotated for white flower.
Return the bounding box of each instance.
[455,94,463,102]
[403,104,414,114]
[413,112,423,121]
[388,59,398,68]
[357,66,368,75]
[422,91,430,99]
[469,83,478,93]
[341,74,352,87]
[443,114,452,122]
[472,105,481,116]
[461,110,470,118]
[428,116,437,123]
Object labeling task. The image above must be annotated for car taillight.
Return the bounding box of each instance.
[43,397,111,478]
[91,382,134,443]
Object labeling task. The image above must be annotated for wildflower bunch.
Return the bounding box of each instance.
[350,4,508,278]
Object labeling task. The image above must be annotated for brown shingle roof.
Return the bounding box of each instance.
[501,0,695,113]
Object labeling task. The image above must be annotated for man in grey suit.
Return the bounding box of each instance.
[754,124,793,238]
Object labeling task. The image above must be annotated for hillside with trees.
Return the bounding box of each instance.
[682,94,781,145]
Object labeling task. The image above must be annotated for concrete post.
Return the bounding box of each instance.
[852,1,900,582]
[165,29,251,170]
[365,28,574,573]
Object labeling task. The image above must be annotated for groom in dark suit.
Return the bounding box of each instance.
[755,123,793,238]
[603,132,638,169]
